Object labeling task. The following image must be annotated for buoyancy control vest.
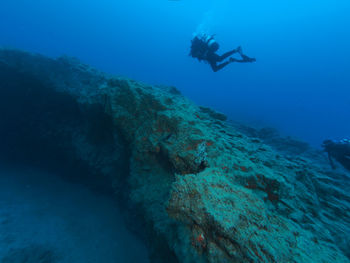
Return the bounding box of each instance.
[189,34,216,61]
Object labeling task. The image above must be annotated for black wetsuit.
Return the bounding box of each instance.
[323,140,350,171]
[206,49,234,72]
[189,36,256,72]
[206,49,255,72]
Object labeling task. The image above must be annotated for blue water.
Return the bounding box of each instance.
[0,0,349,145]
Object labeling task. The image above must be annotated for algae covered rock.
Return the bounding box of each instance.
[0,48,349,263]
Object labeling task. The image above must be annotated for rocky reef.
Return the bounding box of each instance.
[0,49,349,263]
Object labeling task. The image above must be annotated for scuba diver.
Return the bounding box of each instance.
[322,138,350,171]
[189,34,256,72]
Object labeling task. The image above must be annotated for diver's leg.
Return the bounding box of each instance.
[241,54,256,62]
[231,54,256,63]
[218,48,240,62]
[210,61,231,72]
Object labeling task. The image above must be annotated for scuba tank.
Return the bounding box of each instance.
[204,35,216,47]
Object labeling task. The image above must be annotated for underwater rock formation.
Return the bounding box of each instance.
[0,48,349,263]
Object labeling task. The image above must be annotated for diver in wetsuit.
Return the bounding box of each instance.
[322,139,350,171]
[189,35,256,72]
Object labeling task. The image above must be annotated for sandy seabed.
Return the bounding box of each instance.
[0,164,149,263]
